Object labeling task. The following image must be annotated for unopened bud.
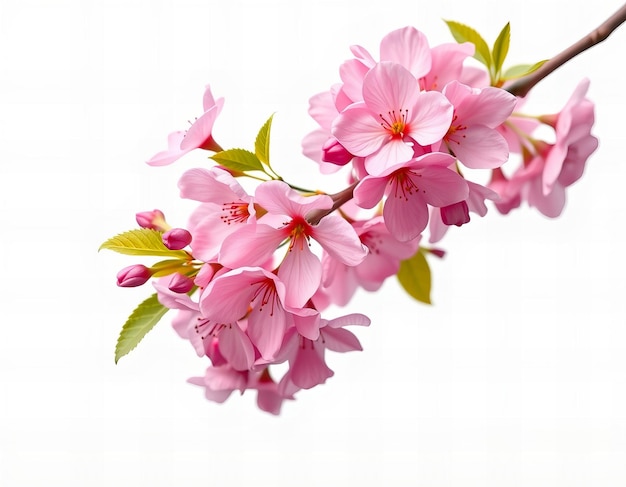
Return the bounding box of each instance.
[426,247,446,259]
[117,264,152,287]
[162,228,192,250]
[322,137,353,165]
[441,201,470,227]
[168,273,194,293]
[136,209,169,231]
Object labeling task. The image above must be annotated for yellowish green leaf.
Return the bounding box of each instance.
[115,293,169,363]
[492,22,510,79]
[444,20,492,69]
[397,248,432,305]
[255,114,275,165]
[99,229,189,258]
[210,148,264,172]
[501,60,548,80]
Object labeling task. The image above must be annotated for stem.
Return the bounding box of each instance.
[506,3,626,97]
[307,182,359,225]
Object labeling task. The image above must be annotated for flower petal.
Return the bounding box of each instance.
[312,215,368,266]
[278,239,322,308]
[332,105,389,157]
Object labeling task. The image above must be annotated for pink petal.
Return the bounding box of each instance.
[292,308,321,341]
[200,267,273,322]
[325,313,371,328]
[312,215,368,266]
[379,27,432,79]
[180,105,219,151]
[332,105,389,157]
[178,166,249,203]
[290,342,334,389]
[255,180,332,219]
[321,327,363,353]
[384,185,429,241]
[416,166,469,207]
[247,300,289,361]
[364,138,415,175]
[362,62,420,118]
[353,175,389,209]
[146,131,189,166]
[407,91,453,145]
[339,58,370,103]
[423,43,474,91]
[219,323,255,371]
[219,223,284,269]
[278,240,322,308]
[450,125,510,169]
[202,84,224,112]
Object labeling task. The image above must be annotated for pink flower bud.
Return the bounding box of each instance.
[162,228,192,250]
[322,137,353,165]
[440,201,470,227]
[116,264,152,287]
[136,209,169,231]
[168,273,194,293]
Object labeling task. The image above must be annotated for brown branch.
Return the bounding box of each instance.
[307,182,358,226]
[506,3,626,97]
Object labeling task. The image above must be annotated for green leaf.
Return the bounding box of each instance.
[397,248,432,305]
[444,20,492,69]
[210,148,264,173]
[501,60,548,80]
[99,229,189,258]
[115,293,169,363]
[255,114,274,165]
[492,22,510,78]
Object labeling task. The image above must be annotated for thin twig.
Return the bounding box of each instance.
[506,3,626,97]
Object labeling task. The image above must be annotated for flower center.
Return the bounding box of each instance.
[195,317,226,341]
[379,109,409,137]
[391,170,423,201]
[445,113,467,145]
[285,216,312,251]
[220,201,250,225]
[251,279,279,316]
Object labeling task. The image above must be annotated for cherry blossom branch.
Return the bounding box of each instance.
[506,3,626,98]
[308,182,359,225]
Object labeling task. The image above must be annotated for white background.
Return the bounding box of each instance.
[1,0,626,485]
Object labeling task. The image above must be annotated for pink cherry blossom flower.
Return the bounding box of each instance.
[178,166,256,262]
[540,78,596,195]
[320,217,420,306]
[146,85,224,166]
[277,313,370,393]
[354,152,469,242]
[332,62,453,175]
[219,181,368,308]
[442,80,517,169]
[154,273,255,370]
[199,266,292,361]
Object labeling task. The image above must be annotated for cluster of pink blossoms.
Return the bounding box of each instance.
[110,25,597,414]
